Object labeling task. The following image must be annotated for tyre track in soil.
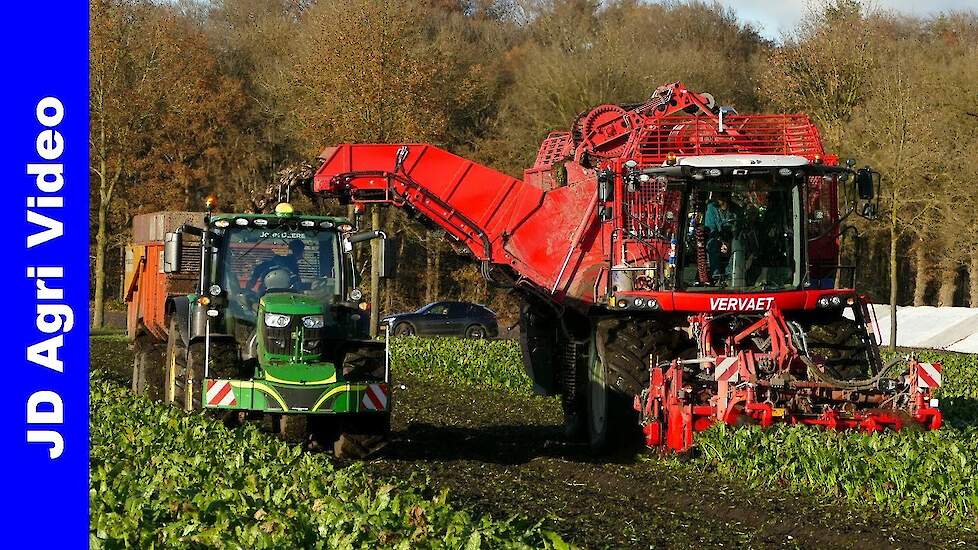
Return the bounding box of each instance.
[92,338,972,549]
[365,370,976,549]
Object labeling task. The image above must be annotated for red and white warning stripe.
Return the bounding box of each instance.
[361,384,388,411]
[916,362,942,388]
[713,356,740,383]
[206,379,237,407]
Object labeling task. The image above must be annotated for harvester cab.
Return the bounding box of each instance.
[129,198,395,457]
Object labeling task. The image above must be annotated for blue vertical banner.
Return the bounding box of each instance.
[1,2,89,547]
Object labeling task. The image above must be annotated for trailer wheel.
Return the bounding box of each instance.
[132,336,164,400]
[164,317,187,407]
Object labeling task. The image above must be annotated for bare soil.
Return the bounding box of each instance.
[93,337,975,549]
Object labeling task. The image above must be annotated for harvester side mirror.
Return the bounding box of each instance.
[163,232,182,273]
[856,168,874,200]
[378,237,398,279]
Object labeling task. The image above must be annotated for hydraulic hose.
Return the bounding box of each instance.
[799,354,903,391]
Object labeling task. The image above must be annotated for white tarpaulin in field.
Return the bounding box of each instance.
[861,305,978,353]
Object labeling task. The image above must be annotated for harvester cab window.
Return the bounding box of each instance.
[222,226,340,322]
[679,173,802,292]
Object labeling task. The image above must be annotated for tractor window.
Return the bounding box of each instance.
[678,175,802,292]
[221,226,340,323]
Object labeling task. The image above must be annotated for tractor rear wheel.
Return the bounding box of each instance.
[164,317,187,407]
[184,342,206,411]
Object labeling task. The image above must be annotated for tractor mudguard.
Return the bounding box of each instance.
[165,295,191,346]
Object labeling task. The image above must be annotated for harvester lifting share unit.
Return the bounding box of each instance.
[312,81,942,452]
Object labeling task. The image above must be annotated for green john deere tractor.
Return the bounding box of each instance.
[158,200,395,457]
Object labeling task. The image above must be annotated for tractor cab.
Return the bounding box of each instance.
[207,208,369,376]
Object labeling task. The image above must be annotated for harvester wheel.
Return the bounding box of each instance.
[804,317,874,380]
[164,318,187,407]
[597,318,681,396]
[560,342,588,440]
[586,337,641,453]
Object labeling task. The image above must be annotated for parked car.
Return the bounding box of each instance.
[382,301,498,339]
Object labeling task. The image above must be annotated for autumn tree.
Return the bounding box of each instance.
[90,0,172,327]
[482,0,764,174]
[278,0,512,327]
[90,0,255,326]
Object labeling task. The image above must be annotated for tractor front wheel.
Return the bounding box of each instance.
[333,413,391,459]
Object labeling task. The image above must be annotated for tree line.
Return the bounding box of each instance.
[90,0,978,328]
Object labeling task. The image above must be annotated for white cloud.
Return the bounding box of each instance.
[707,0,978,40]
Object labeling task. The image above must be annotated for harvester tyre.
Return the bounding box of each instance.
[586,339,641,453]
[589,318,687,452]
[597,318,679,396]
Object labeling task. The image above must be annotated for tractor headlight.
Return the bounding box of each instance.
[647,298,659,309]
[264,313,290,328]
[208,284,222,296]
[302,315,324,329]
[830,295,842,307]
[817,297,830,308]
[634,298,645,307]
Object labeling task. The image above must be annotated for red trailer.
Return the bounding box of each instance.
[124,211,203,394]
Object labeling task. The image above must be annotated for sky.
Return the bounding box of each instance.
[707,0,978,41]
